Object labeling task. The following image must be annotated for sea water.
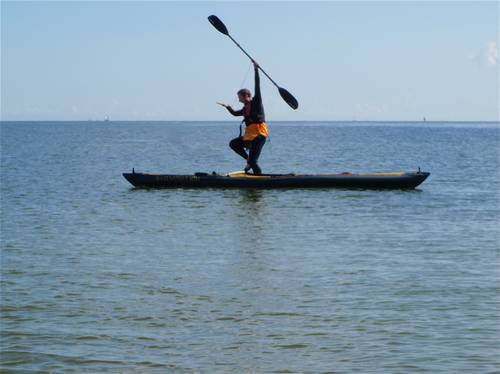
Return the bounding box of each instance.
[1,121,499,373]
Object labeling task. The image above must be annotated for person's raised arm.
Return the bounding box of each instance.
[253,62,262,105]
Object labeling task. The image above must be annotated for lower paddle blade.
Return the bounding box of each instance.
[208,15,229,35]
[279,87,299,110]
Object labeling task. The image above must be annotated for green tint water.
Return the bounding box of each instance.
[1,121,499,372]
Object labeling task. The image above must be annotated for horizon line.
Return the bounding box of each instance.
[1,119,499,123]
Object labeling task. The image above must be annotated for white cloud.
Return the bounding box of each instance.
[470,41,498,67]
[485,41,498,66]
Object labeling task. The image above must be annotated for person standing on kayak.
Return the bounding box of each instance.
[218,61,269,175]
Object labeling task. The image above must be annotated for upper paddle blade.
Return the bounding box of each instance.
[208,15,229,35]
[278,87,299,110]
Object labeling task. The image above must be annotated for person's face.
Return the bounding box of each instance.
[238,94,251,104]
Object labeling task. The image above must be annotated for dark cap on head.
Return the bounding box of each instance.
[237,88,251,97]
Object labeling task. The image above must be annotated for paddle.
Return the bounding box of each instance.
[208,15,299,110]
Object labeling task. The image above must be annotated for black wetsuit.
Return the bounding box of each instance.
[226,66,266,175]
[229,135,266,175]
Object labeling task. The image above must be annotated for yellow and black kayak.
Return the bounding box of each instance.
[123,169,430,189]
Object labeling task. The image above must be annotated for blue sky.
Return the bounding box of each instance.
[1,1,498,121]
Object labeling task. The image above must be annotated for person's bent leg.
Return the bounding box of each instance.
[229,136,248,160]
[248,135,266,175]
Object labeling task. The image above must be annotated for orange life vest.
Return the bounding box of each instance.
[243,122,269,141]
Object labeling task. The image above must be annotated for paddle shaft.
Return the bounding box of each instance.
[208,14,298,109]
[227,34,280,90]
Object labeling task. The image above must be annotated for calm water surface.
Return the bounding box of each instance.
[1,121,499,373]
